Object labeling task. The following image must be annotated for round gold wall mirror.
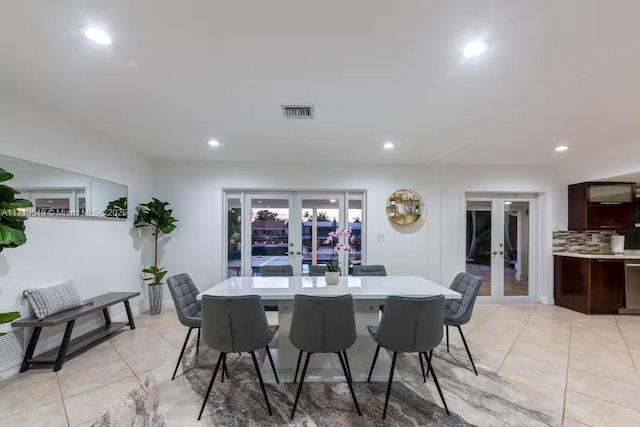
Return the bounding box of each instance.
[386,189,423,225]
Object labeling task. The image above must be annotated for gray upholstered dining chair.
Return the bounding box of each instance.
[367,295,449,420]
[352,264,387,276]
[308,265,327,276]
[352,264,387,311]
[289,294,361,419]
[444,272,483,375]
[166,274,202,381]
[197,295,279,420]
[259,264,293,311]
[260,264,294,276]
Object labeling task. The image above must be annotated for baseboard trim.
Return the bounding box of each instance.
[538,295,554,305]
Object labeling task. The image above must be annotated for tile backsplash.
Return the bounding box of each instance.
[552,230,618,254]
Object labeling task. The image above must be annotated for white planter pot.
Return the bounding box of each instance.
[325,271,340,285]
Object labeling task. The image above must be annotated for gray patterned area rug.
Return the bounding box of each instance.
[90,376,166,427]
[182,340,560,427]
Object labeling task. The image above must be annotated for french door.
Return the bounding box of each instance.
[225,191,363,277]
[465,195,537,302]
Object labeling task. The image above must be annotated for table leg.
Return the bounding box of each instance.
[123,300,135,329]
[20,326,42,372]
[102,308,111,325]
[53,320,76,372]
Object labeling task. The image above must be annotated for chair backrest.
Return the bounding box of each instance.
[446,272,483,324]
[166,274,201,326]
[289,294,356,353]
[260,265,294,276]
[375,295,444,353]
[352,265,387,276]
[201,295,273,353]
[309,265,327,276]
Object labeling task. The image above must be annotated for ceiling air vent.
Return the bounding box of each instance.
[282,105,314,119]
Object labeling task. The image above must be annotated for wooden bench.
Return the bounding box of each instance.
[12,291,140,372]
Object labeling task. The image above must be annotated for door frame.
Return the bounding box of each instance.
[224,190,362,278]
[465,193,539,303]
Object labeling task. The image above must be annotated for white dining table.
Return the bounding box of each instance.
[198,275,461,383]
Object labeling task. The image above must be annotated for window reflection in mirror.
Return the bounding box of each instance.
[1,154,128,220]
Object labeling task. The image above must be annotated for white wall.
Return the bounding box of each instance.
[151,162,438,289]
[0,97,152,376]
[151,161,559,305]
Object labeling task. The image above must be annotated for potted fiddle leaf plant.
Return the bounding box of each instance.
[0,167,33,327]
[134,198,178,314]
[0,312,20,337]
[105,197,128,219]
[0,167,33,252]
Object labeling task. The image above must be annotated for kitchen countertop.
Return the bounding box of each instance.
[553,251,640,259]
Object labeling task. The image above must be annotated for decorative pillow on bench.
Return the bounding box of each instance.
[23,281,84,319]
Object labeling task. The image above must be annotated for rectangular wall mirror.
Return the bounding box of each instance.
[1,154,128,220]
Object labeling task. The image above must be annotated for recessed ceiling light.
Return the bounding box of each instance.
[383,142,395,149]
[84,27,112,45]
[555,145,569,152]
[329,199,337,203]
[463,40,490,58]
[504,201,512,205]
[208,139,221,147]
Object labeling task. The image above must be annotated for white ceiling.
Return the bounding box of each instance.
[1,1,640,166]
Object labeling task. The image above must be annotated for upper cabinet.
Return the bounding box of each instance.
[568,182,636,230]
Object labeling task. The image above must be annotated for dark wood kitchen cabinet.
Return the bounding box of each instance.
[568,182,636,230]
[554,255,625,314]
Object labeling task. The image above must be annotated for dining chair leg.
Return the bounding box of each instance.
[342,350,353,382]
[337,352,361,416]
[220,356,228,382]
[382,352,398,420]
[426,349,433,378]
[293,350,303,383]
[457,325,478,375]
[446,325,450,353]
[197,352,224,420]
[250,351,272,416]
[291,352,311,420]
[424,352,450,415]
[172,327,193,380]
[367,344,380,383]
[196,327,201,356]
[419,353,426,382]
[265,346,279,384]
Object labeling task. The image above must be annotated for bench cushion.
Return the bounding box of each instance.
[23,282,83,319]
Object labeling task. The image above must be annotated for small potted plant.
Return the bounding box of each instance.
[323,228,352,285]
[134,198,178,314]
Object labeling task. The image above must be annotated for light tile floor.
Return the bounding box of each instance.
[0,304,639,426]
